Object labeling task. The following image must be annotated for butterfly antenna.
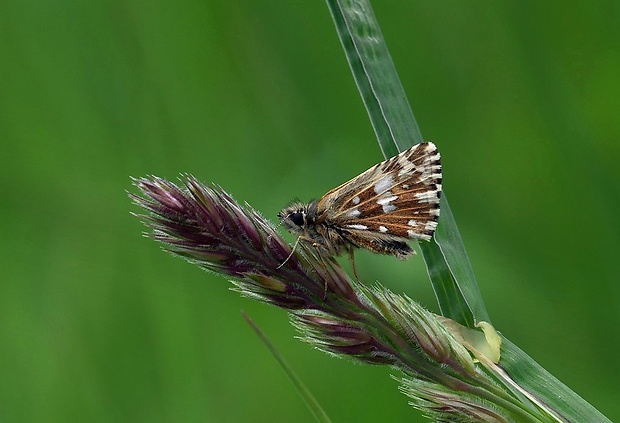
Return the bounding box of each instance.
[276,236,301,269]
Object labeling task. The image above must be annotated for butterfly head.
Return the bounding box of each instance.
[278,201,319,236]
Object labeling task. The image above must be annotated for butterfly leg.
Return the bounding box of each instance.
[347,248,361,281]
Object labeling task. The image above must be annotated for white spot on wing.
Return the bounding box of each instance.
[345,208,361,218]
[382,204,397,213]
[414,190,440,203]
[377,195,398,206]
[352,196,360,205]
[408,229,431,241]
[424,221,437,231]
[374,175,394,194]
[379,226,388,233]
[408,219,418,227]
[376,193,398,213]
[347,224,368,230]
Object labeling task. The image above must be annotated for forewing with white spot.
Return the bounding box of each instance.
[317,142,442,241]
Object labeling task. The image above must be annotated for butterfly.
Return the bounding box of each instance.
[278,142,442,262]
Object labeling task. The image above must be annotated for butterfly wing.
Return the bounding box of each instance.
[317,142,442,244]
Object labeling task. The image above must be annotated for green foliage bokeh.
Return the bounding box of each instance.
[1,1,618,422]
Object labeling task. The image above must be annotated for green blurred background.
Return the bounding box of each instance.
[1,1,618,421]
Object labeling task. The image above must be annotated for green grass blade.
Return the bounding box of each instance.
[422,197,491,324]
[325,0,612,421]
[326,0,422,159]
[242,312,332,423]
[501,340,612,423]
[326,0,486,325]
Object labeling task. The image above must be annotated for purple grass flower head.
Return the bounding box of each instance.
[130,175,359,310]
[129,176,547,423]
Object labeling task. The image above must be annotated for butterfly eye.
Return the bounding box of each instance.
[290,212,305,226]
